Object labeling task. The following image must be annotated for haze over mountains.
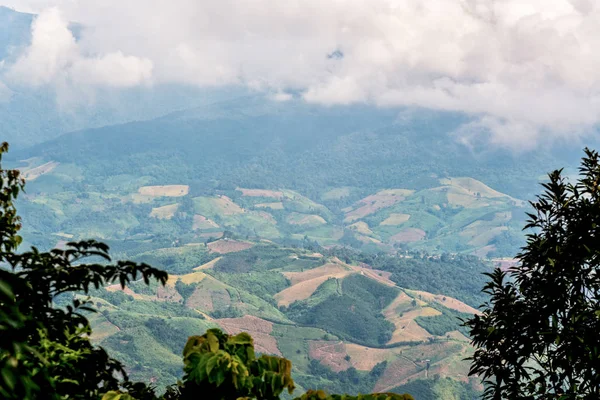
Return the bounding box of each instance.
[3,3,600,400]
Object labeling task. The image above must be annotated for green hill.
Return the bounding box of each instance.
[83,241,483,397]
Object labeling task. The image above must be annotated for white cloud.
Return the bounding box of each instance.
[5,8,152,89]
[2,0,600,147]
[271,91,293,102]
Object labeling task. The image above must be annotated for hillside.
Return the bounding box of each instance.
[14,157,528,258]
[83,241,485,398]
[10,92,591,258]
[13,95,585,198]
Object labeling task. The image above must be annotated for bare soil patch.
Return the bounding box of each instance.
[286,213,327,226]
[215,195,245,215]
[492,258,520,271]
[217,316,281,355]
[276,263,351,307]
[408,290,480,314]
[344,189,413,223]
[440,177,505,198]
[255,202,284,210]
[192,215,219,230]
[348,221,374,235]
[255,211,277,223]
[138,185,189,197]
[283,263,350,286]
[345,344,403,370]
[150,204,179,220]
[471,245,496,258]
[380,213,411,226]
[383,292,439,344]
[373,358,420,392]
[308,341,351,372]
[208,239,254,254]
[348,265,396,287]
[390,228,426,243]
[185,286,214,311]
[156,285,183,303]
[237,188,284,199]
[22,161,59,181]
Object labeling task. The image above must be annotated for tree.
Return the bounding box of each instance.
[0,143,168,400]
[177,329,295,400]
[465,148,600,399]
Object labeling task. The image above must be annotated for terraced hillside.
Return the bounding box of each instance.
[15,154,527,258]
[83,241,485,398]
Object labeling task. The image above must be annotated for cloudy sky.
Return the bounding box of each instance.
[1,0,600,148]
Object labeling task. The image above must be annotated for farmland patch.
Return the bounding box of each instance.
[150,204,179,220]
[138,185,189,197]
[22,161,60,181]
[208,239,254,254]
[216,315,281,356]
[192,215,219,230]
[380,213,411,226]
[344,189,414,223]
[237,188,284,199]
[390,228,426,243]
[255,202,284,210]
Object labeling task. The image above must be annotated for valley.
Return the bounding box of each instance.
[8,101,555,399]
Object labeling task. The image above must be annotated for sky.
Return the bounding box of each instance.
[1,0,600,149]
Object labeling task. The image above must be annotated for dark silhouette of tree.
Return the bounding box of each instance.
[466,148,600,399]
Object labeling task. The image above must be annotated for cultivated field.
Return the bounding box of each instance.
[192,215,219,230]
[22,161,59,181]
[344,189,414,223]
[255,202,284,210]
[390,228,426,243]
[138,185,189,197]
[383,291,439,344]
[207,239,254,254]
[348,221,374,235]
[275,263,351,306]
[308,341,351,372]
[441,177,508,198]
[406,290,480,314]
[347,265,396,287]
[286,212,327,226]
[380,213,411,226]
[237,188,284,199]
[217,315,281,356]
[150,204,179,219]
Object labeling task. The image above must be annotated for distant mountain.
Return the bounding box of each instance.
[16,94,586,198]
[0,6,33,61]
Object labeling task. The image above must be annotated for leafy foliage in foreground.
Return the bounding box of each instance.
[465,148,600,399]
[0,141,414,399]
[0,144,168,399]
